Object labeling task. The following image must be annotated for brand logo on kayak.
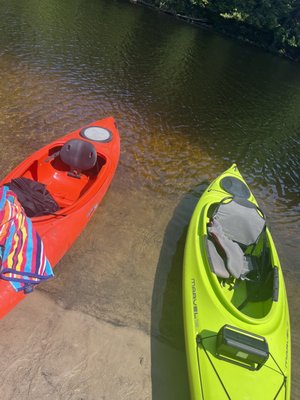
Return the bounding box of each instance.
[191,278,199,329]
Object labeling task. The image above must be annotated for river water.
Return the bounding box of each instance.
[0,0,299,398]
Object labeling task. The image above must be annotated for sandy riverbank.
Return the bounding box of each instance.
[0,184,192,400]
[0,291,152,400]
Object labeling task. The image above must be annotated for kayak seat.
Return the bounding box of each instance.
[46,176,89,208]
[207,198,265,279]
[59,139,97,179]
[207,219,253,279]
[205,237,230,279]
[18,147,99,210]
[213,198,265,248]
[17,141,105,210]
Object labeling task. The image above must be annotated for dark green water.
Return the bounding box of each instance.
[0,0,299,398]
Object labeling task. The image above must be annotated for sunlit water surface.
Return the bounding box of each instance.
[0,0,299,398]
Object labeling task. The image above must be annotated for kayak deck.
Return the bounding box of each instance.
[196,335,287,399]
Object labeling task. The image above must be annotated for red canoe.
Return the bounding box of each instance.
[0,116,120,318]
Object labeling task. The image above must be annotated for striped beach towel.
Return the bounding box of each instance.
[0,186,54,293]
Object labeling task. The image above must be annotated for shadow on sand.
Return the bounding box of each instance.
[150,182,208,400]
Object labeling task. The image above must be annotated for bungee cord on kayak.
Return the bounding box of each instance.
[196,334,231,400]
[197,332,287,400]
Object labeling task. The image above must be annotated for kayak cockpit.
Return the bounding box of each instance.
[15,140,107,210]
[204,198,276,319]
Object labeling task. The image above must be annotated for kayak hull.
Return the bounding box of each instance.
[0,117,120,319]
[183,164,291,399]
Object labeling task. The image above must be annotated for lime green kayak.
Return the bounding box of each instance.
[183,164,291,399]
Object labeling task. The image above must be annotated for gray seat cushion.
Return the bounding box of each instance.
[208,219,254,279]
[205,237,230,279]
[208,220,243,278]
[214,199,265,247]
